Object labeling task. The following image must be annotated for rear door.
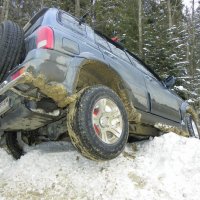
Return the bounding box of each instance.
[95,34,149,112]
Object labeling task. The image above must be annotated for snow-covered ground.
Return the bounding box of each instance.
[0,132,200,200]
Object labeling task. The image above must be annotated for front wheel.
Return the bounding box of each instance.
[67,85,129,160]
[186,114,200,139]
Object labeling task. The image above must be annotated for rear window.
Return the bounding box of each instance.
[109,43,130,63]
[127,53,159,79]
[58,12,86,36]
[24,17,44,37]
[95,34,110,50]
[24,8,48,37]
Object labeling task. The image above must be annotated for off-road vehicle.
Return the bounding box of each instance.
[0,8,199,160]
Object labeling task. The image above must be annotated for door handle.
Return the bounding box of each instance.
[103,50,115,59]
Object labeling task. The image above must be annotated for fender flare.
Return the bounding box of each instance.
[64,53,141,122]
[64,52,126,94]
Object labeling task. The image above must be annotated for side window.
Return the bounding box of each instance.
[86,25,95,41]
[59,12,86,35]
[128,54,153,77]
[95,34,110,50]
[109,43,130,63]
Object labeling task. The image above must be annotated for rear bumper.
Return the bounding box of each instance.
[0,69,62,130]
[0,49,77,131]
[0,100,59,131]
[0,71,29,96]
[0,48,74,93]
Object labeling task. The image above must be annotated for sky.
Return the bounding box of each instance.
[183,0,199,9]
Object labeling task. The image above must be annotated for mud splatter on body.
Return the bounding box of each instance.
[20,72,78,108]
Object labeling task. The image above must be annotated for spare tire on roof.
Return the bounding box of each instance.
[0,20,25,82]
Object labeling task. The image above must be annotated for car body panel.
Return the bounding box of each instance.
[144,75,182,122]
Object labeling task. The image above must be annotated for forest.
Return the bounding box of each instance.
[0,0,200,113]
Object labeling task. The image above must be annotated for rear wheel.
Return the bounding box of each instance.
[0,20,25,82]
[5,132,37,159]
[5,132,24,159]
[67,85,129,160]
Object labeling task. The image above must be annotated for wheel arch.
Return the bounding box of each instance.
[180,101,198,124]
[74,59,139,122]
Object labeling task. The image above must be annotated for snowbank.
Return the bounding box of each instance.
[0,132,200,200]
[174,85,188,92]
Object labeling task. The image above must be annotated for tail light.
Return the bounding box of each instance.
[11,67,25,80]
[36,26,54,49]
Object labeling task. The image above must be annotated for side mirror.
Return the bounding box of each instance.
[163,76,176,89]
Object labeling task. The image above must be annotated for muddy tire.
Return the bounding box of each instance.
[67,85,129,161]
[5,132,24,159]
[0,20,25,82]
[186,114,200,139]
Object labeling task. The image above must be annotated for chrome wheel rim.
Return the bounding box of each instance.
[191,120,199,138]
[92,98,123,144]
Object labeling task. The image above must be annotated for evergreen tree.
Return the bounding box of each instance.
[143,0,186,77]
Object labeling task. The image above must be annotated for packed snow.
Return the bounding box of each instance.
[174,85,188,91]
[0,132,200,200]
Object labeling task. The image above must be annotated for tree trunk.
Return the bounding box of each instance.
[167,0,173,29]
[91,0,96,26]
[41,0,44,8]
[186,42,190,62]
[138,0,143,57]
[1,0,10,21]
[91,0,96,6]
[4,0,10,20]
[185,7,191,69]
[75,0,80,17]
[191,0,196,77]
